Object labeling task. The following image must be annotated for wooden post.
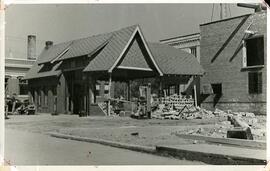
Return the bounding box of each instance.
[108,73,112,116]
[146,83,151,119]
[70,82,74,113]
[84,85,87,115]
[242,40,247,67]
[158,77,162,98]
[127,80,131,101]
[193,76,198,107]
[88,75,94,116]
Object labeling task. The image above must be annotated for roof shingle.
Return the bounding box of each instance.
[83,25,137,72]
[148,42,204,75]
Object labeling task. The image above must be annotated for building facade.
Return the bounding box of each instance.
[160,32,200,62]
[5,58,35,100]
[199,11,266,114]
[5,35,37,101]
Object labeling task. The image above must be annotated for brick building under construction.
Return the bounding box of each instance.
[199,10,267,114]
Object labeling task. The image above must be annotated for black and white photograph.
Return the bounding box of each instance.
[1,1,268,168]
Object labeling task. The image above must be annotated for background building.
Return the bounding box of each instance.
[5,35,36,101]
[160,32,200,63]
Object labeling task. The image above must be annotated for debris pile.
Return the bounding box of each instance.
[176,121,234,138]
[152,105,215,120]
[173,109,266,140]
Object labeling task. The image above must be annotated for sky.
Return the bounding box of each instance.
[5,3,254,59]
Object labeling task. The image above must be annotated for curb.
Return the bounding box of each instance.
[50,132,266,165]
[174,133,266,149]
[50,132,156,154]
[156,145,266,165]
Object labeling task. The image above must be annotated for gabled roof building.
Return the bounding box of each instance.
[25,25,204,114]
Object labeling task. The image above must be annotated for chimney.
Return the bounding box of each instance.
[27,35,36,60]
[45,41,53,49]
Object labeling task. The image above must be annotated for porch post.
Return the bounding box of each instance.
[108,73,112,116]
[158,76,162,98]
[193,75,198,107]
[87,75,95,116]
[127,80,131,101]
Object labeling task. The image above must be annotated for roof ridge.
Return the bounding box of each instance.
[49,24,139,48]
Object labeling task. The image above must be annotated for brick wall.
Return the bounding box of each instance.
[200,12,267,114]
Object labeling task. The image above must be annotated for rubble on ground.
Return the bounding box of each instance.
[152,105,215,120]
[171,108,266,140]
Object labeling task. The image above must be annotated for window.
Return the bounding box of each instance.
[52,86,57,96]
[104,83,109,95]
[5,77,9,90]
[190,47,197,57]
[19,78,28,95]
[244,36,264,67]
[248,72,262,94]
[95,84,101,97]
[169,85,176,96]
[211,84,222,95]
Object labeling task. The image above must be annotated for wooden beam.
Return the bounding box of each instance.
[108,73,112,116]
[193,76,198,107]
[158,76,162,97]
[127,80,131,101]
[117,65,153,71]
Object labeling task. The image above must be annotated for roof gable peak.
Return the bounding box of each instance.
[108,26,163,76]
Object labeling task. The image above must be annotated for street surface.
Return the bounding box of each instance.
[5,129,204,165]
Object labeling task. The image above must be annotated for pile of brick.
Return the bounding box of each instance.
[151,105,215,120]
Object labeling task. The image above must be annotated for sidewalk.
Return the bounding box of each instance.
[156,143,266,165]
[50,132,266,165]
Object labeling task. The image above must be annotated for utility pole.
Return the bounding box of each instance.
[220,4,223,20]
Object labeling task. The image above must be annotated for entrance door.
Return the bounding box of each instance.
[73,83,84,114]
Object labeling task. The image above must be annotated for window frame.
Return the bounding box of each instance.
[248,72,263,94]
[190,46,197,57]
[242,35,264,69]
[211,83,222,95]
[95,83,101,97]
[18,77,28,95]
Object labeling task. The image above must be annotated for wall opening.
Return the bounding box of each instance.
[211,83,222,107]
[19,79,28,95]
[248,72,262,94]
[245,36,264,67]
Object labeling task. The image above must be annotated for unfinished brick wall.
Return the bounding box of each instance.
[199,12,267,114]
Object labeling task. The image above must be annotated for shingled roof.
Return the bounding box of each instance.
[148,43,204,75]
[25,25,204,80]
[24,61,62,80]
